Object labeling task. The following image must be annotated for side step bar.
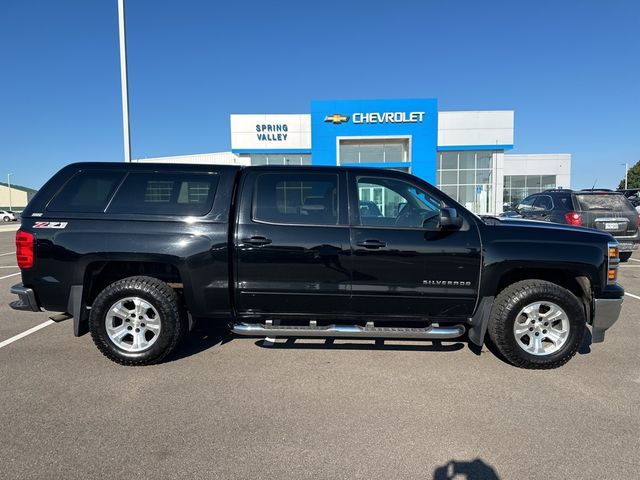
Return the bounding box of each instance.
[232,322,465,340]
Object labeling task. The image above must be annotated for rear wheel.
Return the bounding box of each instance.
[619,252,632,262]
[488,280,585,369]
[2,216,9,222]
[89,276,187,365]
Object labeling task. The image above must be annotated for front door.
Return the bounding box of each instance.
[234,169,351,316]
[349,172,482,319]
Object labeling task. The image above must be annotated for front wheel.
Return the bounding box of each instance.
[619,252,632,262]
[488,280,585,369]
[89,276,187,365]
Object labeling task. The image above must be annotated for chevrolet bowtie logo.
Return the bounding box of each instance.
[324,113,349,124]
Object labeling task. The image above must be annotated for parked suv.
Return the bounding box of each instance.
[515,189,640,261]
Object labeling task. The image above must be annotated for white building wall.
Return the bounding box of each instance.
[438,111,514,147]
[230,114,311,150]
[135,151,249,166]
[0,185,28,209]
[503,154,571,189]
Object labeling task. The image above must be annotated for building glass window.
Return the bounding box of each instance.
[436,150,495,214]
[503,175,557,207]
[339,139,409,164]
[248,154,311,166]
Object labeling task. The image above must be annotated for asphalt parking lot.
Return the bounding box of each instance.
[1,227,639,480]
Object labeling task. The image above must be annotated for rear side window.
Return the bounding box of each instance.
[107,172,218,216]
[533,195,553,210]
[253,173,338,225]
[47,170,125,213]
[575,194,634,212]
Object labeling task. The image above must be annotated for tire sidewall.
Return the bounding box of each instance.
[90,281,180,363]
[494,284,585,367]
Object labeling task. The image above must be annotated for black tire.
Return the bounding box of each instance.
[619,252,632,262]
[487,280,585,369]
[2,216,9,222]
[89,276,187,366]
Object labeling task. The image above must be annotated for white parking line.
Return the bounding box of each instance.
[0,266,18,269]
[625,292,640,300]
[0,252,15,256]
[0,272,20,280]
[629,258,640,263]
[0,320,55,349]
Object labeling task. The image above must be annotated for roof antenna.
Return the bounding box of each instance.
[591,178,597,190]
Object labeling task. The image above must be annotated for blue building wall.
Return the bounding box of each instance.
[310,98,438,183]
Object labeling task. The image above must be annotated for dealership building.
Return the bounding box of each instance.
[138,98,571,214]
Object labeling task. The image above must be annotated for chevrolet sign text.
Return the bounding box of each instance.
[352,111,425,124]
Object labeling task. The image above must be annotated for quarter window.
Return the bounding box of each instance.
[47,170,125,213]
[253,173,338,225]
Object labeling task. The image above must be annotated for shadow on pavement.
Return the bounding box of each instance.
[168,322,233,362]
[255,337,465,352]
[433,458,500,479]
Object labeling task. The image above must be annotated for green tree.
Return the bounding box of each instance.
[619,160,640,189]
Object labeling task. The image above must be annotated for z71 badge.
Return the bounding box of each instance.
[33,221,68,229]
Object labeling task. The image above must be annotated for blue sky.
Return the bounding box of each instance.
[1,0,638,189]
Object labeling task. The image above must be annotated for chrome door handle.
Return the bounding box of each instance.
[356,239,387,249]
[242,236,272,246]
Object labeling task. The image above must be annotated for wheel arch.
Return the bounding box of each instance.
[82,260,185,307]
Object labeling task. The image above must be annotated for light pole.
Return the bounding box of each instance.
[118,0,132,162]
[622,162,629,189]
[7,173,13,211]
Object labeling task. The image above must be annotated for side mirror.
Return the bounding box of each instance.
[439,207,463,230]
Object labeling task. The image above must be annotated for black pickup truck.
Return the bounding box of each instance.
[10,163,624,369]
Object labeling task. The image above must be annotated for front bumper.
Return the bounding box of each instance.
[9,283,41,312]
[591,297,623,342]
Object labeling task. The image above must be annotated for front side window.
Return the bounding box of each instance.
[47,170,125,213]
[107,172,218,216]
[517,196,536,211]
[357,177,441,229]
[253,173,338,225]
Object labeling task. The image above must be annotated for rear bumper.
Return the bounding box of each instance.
[612,231,640,252]
[591,297,623,343]
[9,283,41,312]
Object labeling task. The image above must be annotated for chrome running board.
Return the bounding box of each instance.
[232,321,465,340]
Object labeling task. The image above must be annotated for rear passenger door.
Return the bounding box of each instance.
[234,169,352,316]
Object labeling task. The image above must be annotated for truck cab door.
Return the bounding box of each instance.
[234,168,352,317]
[348,172,481,319]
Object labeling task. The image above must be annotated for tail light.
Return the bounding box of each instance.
[637,214,640,227]
[607,242,619,284]
[16,230,34,269]
[564,211,582,226]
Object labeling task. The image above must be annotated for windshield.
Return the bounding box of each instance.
[575,194,634,212]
